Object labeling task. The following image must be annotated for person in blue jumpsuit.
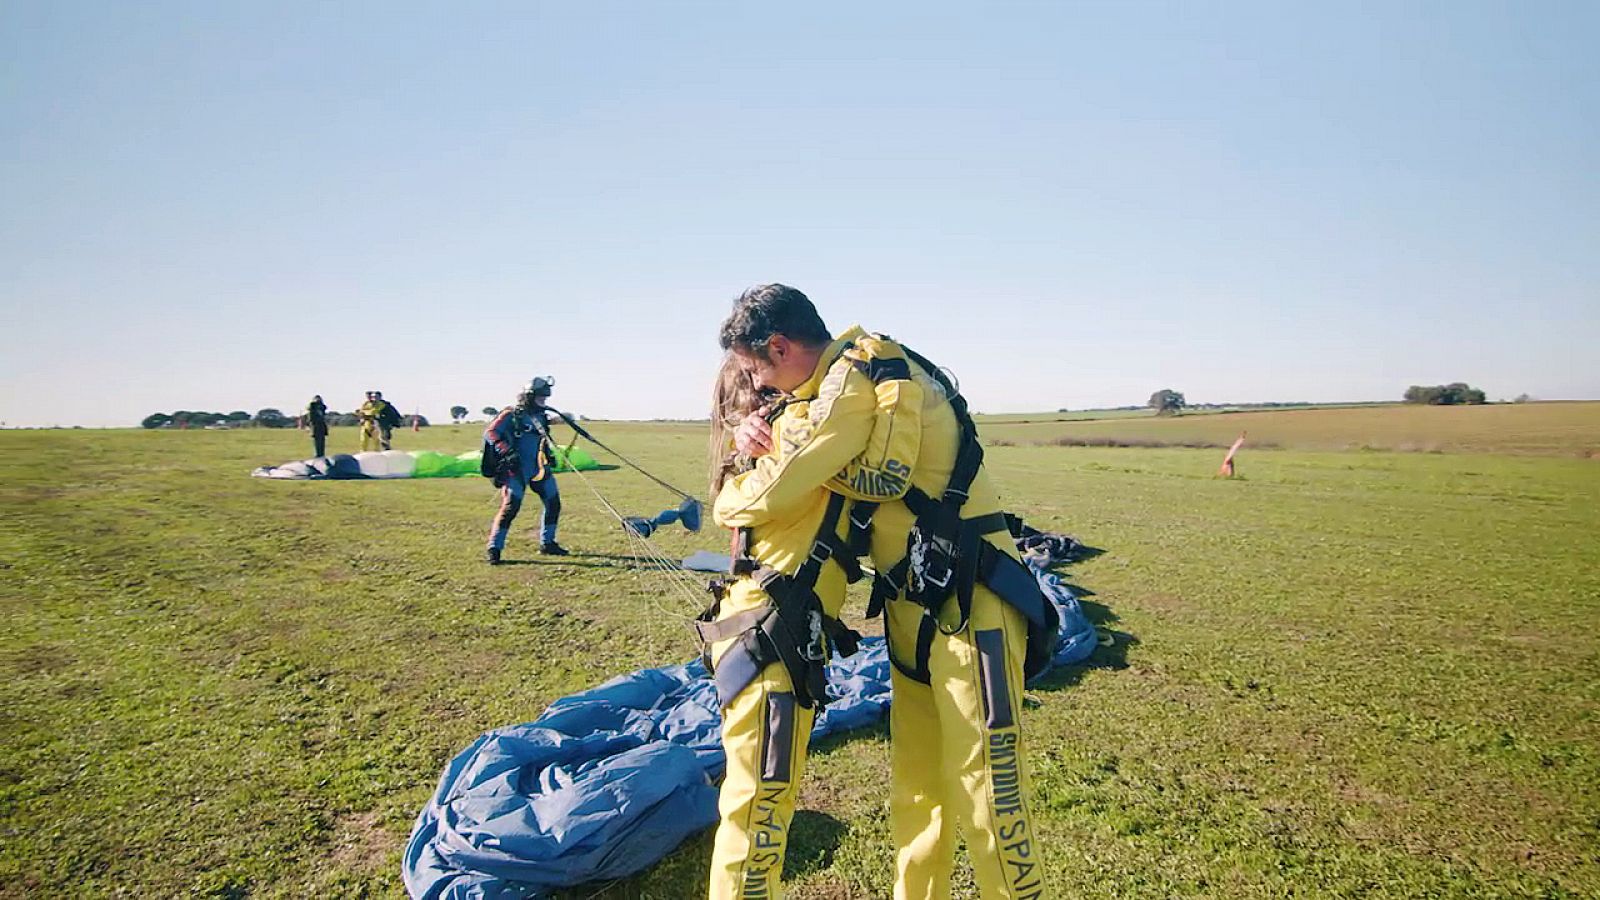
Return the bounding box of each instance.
[482,377,587,564]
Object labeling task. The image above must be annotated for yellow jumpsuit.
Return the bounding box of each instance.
[357,400,384,452]
[708,398,852,899]
[717,327,1049,900]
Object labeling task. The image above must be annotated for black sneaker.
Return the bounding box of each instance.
[485,547,502,565]
[539,542,570,556]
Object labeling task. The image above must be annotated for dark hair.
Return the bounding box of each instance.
[718,284,831,359]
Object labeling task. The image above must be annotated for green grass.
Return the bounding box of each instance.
[984,400,1600,456]
[2,417,1598,898]
[974,402,1391,426]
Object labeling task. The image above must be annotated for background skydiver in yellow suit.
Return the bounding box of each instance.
[717,284,1053,900]
[356,390,385,452]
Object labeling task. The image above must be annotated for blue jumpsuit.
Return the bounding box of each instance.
[484,407,564,550]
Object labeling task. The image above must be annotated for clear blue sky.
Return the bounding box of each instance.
[3,1,1596,427]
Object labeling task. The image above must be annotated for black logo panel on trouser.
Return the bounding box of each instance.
[762,691,797,782]
[975,628,1015,731]
[978,628,1044,896]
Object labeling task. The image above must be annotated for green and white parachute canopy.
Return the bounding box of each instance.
[251,447,602,480]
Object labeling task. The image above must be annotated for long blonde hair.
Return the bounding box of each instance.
[709,354,764,495]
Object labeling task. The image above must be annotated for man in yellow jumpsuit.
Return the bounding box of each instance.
[357,391,385,452]
[717,284,1051,900]
[703,356,863,899]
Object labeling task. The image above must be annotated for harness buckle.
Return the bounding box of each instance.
[804,610,827,662]
[808,540,833,566]
[907,527,955,592]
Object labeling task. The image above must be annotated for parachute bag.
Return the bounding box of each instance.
[480,440,519,486]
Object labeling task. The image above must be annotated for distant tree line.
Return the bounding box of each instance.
[1403,383,1486,405]
[140,408,430,429]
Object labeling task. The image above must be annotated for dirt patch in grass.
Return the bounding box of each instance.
[319,565,354,583]
[1137,592,1187,612]
[4,644,75,677]
[325,809,400,878]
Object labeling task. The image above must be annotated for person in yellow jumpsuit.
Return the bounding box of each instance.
[357,391,385,452]
[703,355,862,900]
[717,284,1051,900]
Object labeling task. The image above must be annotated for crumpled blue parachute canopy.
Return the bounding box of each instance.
[403,526,1094,898]
[404,645,892,899]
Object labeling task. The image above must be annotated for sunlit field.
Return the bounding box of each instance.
[3,408,1597,897]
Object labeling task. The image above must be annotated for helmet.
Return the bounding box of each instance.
[516,376,554,410]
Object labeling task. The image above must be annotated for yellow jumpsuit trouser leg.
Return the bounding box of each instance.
[887,586,1049,900]
[360,424,381,452]
[707,656,816,899]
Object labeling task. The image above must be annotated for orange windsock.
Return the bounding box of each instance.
[1219,431,1246,477]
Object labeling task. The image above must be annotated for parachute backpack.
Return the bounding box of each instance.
[480,408,548,486]
[840,335,1061,682]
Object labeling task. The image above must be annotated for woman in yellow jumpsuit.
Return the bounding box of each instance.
[704,358,858,900]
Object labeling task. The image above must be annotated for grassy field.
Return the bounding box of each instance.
[974,402,1391,426]
[3,410,1598,898]
[983,401,1600,456]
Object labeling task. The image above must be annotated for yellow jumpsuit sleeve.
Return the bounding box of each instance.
[713,362,879,529]
[823,345,926,504]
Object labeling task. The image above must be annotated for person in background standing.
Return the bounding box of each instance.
[305,395,328,457]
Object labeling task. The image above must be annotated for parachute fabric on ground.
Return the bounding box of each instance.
[402,644,892,900]
[250,447,604,480]
[1034,568,1098,672]
[403,522,1094,898]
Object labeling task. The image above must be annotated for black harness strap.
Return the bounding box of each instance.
[863,342,1061,683]
[698,493,865,709]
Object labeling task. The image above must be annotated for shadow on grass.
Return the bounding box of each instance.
[498,552,678,572]
[1029,596,1138,693]
[785,810,849,881]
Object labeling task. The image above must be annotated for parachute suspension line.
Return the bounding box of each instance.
[547,407,696,502]
[561,462,708,621]
[539,408,709,619]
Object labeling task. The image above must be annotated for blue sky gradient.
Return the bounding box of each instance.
[3,1,1596,426]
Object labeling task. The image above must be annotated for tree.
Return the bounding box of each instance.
[141,413,172,429]
[254,408,290,427]
[482,406,498,417]
[227,410,251,421]
[450,405,469,423]
[1403,383,1487,405]
[1148,389,1186,416]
